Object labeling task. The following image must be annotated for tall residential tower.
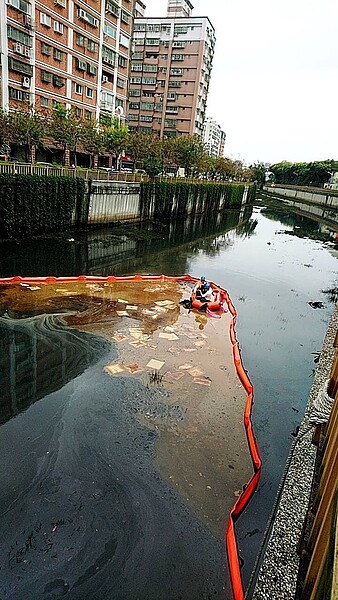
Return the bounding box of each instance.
[127,0,215,138]
[0,0,135,120]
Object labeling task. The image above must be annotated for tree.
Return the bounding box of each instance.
[81,120,105,168]
[48,105,85,166]
[9,109,46,163]
[143,155,162,178]
[101,115,129,168]
[175,136,205,176]
[125,132,154,170]
[0,110,10,158]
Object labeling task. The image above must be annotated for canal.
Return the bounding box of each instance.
[0,196,337,599]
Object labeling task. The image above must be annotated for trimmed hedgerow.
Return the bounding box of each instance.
[0,174,86,239]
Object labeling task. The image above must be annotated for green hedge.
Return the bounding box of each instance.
[140,181,251,222]
[0,174,86,238]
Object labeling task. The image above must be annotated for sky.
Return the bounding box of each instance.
[143,0,338,166]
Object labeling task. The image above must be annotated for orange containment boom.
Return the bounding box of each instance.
[0,273,261,599]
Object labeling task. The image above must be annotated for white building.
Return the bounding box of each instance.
[203,117,226,157]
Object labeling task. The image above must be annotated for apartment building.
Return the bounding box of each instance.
[0,0,135,120]
[127,0,215,138]
[203,116,226,157]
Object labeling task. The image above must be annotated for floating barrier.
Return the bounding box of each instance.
[0,273,261,600]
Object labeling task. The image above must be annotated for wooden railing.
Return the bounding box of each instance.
[299,335,338,599]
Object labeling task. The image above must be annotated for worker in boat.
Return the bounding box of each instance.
[193,275,207,297]
[193,276,214,302]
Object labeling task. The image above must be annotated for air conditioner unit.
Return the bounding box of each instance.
[24,15,35,29]
[22,76,30,88]
[102,76,108,83]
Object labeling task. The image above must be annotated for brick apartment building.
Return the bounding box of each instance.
[127,0,215,138]
[0,0,134,121]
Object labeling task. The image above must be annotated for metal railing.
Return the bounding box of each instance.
[0,162,149,181]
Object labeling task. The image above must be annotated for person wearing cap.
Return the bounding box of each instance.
[193,276,214,301]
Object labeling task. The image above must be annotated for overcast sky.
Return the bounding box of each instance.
[143,0,338,166]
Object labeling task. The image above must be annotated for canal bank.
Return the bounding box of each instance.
[0,198,337,599]
[251,305,338,599]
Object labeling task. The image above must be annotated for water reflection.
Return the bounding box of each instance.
[0,315,110,424]
[0,206,254,278]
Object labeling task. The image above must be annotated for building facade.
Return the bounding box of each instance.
[202,116,226,157]
[0,0,135,120]
[127,0,215,138]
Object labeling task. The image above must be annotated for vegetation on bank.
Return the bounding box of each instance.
[0,175,255,240]
[0,174,86,238]
[139,181,252,221]
[269,160,338,187]
[0,106,265,182]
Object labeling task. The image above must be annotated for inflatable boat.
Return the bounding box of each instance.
[191,288,224,311]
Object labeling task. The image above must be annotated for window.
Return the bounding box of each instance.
[147,24,160,32]
[142,77,156,85]
[117,77,125,88]
[102,47,116,65]
[75,83,83,94]
[140,115,152,122]
[115,98,123,108]
[132,51,143,59]
[40,97,49,107]
[129,89,140,96]
[85,110,92,119]
[76,33,85,46]
[104,23,116,38]
[121,10,129,24]
[129,102,140,110]
[168,81,181,88]
[54,48,63,61]
[140,102,154,110]
[119,33,130,48]
[77,9,98,27]
[53,21,64,34]
[118,56,127,68]
[130,76,141,84]
[143,64,157,72]
[41,70,52,83]
[77,59,87,71]
[6,0,30,14]
[134,24,146,32]
[53,75,65,87]
[75,107,82,117]
[131,64,142,72]
[7,25,32,46]
[106,0,119,17]
[8,57,33,75]
[172,54,184,61]
[41,42,51,55]
[128,114,139,121]
[9,87,30,101]
[174,26,188,34]
[87,63,97,76]
[87,39,97,52]
[86,87,93,98]
[40,12,51,26]
[134,38,145,46]
[145,38,160,46]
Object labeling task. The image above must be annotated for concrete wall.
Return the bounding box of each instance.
[264,185,338,208]
[88,181,141,224]
[263,185,338,226]
[85,181,252,226]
